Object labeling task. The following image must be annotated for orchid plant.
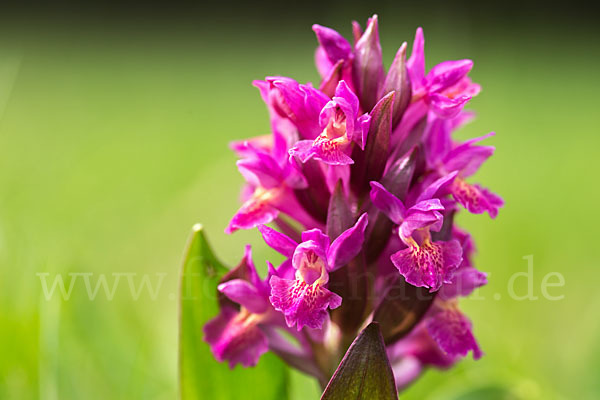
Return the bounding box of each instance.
[179,15,502,399]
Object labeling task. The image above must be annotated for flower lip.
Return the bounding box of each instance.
[269,274,342,331]
[391,235,462,292]
[450,178,503,219]
[203,306,270,368]
[426,302,482,360]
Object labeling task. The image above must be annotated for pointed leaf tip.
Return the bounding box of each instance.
[381,41,411,127]
[321,322,398,400]
[179,225,229,399]
[192,223,203,232]
[351,91,394,196]
[178,226,288,399]
[353,15,384,111]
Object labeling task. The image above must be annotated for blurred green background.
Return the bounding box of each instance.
[0,2,598,399]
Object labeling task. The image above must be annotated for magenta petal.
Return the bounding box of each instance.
[427,59,473,94]
[426,308,482,360]
[389,325,456,370]
[439,267,488,300]
[451,181,504,218]
[407,27,426,90]
[429,93,472,119]
[409,198,445,213]
[415,171,458,203]
[226,194,280,234]
[424,114,453,167]
[269,275,342,330]
[442,132,495,178]
[312,24,352,65]
[282,159,308,190]
[218,279,269,314]
[423,111,476,168]
[392,356,423,391]
[315,46,334,78]
[369,181,406,225]
[333,80,360,117]
[400,212,444,239]
[269,77,330,139]
[230,135,273,159]
[203,307,269,368]
[291,135,354,166]
[258,225,298,257]
[311,141,354,165]
[400,200,444,238]
[237,153,283,189]
[390,239,462,292]
[270,259,295,280]
[327,213,368,270]
[320,80,360,138]
[289,140,317,163]
[300,229,330,256]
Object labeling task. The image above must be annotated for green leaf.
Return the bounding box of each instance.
[178,224,289,400]
[321,323,398,400]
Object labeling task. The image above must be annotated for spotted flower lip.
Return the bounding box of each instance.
[424,112,504,218]
[388,259,486,387]
[370,174,463,291]
[391,238,463,292]
[388,324,456,389]
[203,246,274,368]
[289,80,370,165]
[259,213,368,330]
[439,265,487,300]
[203,306,269,368]
[426,303,483,360]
